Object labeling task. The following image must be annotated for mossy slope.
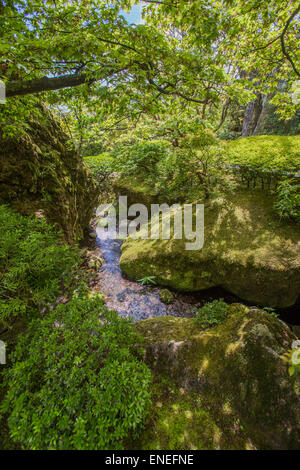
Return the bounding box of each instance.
[120,190,300,307]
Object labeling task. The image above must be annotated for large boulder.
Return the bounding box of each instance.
[0,104,98,243]
[120,191,300,307]
[133,305,300,449]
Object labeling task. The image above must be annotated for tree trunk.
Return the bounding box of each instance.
[241,93,263,137]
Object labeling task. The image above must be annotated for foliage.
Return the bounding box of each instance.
[145,0,299,120]
[225,135,300,221]
[138,275,157,286]
[194,299,230,328]
[81,139,104,157]
[155,131,228,201]
[1,293,152,450]
[112,140,172,179]
[1,0,299,140]
[226,135,300,174]
[262,307,279,319]
[154,149,195,201]
[83,153,115,203]
[274,179,300,222]
[83,153,114,179]
[0,205,79,331]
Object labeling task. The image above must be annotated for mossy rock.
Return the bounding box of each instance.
[133,305,300,449]
[0,104,98,243]
[120,190,300,307]
[159,288,174,304]
[127,378,255,450]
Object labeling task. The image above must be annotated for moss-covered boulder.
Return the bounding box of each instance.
[0,104,98,243]
[133,305,300,449]
[120,191,300,307]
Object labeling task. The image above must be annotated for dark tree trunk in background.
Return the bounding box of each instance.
[242,93,264,137]
[241,79,300,137]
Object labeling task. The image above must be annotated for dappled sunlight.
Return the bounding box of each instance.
[225,319,250,356]
[198,358,210,374]
[1,0,299,452]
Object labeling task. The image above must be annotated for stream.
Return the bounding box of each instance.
[87,215,300,328]
[92,216,199,321]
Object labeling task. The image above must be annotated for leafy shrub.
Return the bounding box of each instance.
[0,205,79,330]
[1,293,152,450]
[83,153,114,180]
[155,131,227,201]
[84,153,115,202]
[274,179,300,222]
[155,149,199,201]
[183,129,219,149]
[194,299,229,328]
[81,140,104,157]
[112,140,172,179]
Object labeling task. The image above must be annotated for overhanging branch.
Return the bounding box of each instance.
[6,73,95,97]
[5,65,129,97]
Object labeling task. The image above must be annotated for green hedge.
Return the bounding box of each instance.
[225,135,300,173]
[83,153,114,179]
[225,135,300,220]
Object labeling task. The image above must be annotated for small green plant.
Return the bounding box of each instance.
[194,299,229,328]
[262,307,279,318]
[138,275,157,285]
[274,179,300,222]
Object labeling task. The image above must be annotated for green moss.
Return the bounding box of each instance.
[159,289,174,304]
[0,104,98,244]
[127,378,254,450]
[120,190,300,307]
[133,306,300,449]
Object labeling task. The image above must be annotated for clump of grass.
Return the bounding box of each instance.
[194,299,229,328]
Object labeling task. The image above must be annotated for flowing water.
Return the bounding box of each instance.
[92,217,197,321]
[88,216,300,327]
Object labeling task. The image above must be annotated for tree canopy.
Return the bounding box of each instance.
[0,0,299,136]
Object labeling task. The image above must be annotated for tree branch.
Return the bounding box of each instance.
[6,73,95,97]
[280,4,300,77]
[5,66,128,97]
